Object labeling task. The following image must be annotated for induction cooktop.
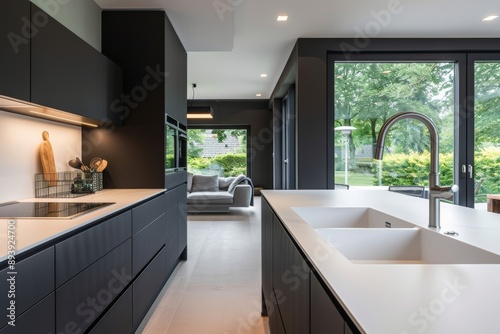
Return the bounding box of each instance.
[0,201,115,219]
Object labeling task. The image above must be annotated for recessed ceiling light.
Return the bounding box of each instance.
[260,74,268,78]
[256,93,262,97]
[483,15,498,21]
[277,15,288,22]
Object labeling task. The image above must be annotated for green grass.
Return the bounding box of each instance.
[335,171,376,186]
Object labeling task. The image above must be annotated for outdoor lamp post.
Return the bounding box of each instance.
[335,126,356,184]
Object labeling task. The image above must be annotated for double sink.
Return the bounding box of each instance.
[293,207,500,265]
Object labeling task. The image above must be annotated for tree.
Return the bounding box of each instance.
[187,129,205,158]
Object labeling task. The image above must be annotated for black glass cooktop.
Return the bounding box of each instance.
[0,201,115,219]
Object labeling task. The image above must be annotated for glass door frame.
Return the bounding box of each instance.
[328,52,467,206]
[464,53,500,207]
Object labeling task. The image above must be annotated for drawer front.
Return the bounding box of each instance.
[0,292,54,334]
[56,239,132,334]
[165,188,178,211]
[133,247,167,328]
[89,287,133,334]
[55,210,132,287]
[132,194,166,234]
[0,246,54,328]
[132,214,166,277]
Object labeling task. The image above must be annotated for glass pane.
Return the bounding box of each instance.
[187,129,248,177]
[165,125,176,171]
[334,62,455,190]
[474,61,500,209]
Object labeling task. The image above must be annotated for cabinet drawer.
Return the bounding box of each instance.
[133,247,167,328]
[0,247,54,328]
[165,188,178,210]
[56,239,132,334]
[0,292,54,334]
[55,210,132,287]
[132,194,166,234]
[89,287,133,334]
[132,214,166,277]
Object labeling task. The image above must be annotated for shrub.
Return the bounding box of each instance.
[188,153,247,177]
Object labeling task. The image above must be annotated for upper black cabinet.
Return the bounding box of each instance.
[0,0,30,101]
[0,1,122,126]
[30,3,123,125]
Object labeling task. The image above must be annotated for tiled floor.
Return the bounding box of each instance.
[137,197,270,334]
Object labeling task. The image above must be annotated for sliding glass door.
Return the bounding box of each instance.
[467,55,500,209]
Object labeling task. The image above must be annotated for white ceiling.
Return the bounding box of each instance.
[95,0,500,100]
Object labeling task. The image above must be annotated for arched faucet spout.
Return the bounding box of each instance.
[374,112,458,229]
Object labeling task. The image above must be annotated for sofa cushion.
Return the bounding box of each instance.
[187,191,234,204]
[218,177,236,191]
[187,172,193,192]
[228,174,247,193]
[191,174,219,192]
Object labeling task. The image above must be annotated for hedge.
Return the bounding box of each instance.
[188,153,247,177]
[372,147,500,200]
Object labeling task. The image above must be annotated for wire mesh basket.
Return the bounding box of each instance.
[35,171,103,198]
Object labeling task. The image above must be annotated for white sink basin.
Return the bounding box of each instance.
[292,207,414,229]
[316,228,500,264]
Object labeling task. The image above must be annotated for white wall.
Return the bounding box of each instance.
[30,0,102,51]
[0,110,81,202]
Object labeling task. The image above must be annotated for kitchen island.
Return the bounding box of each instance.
[0,188,186,333]
[261,189,500,334]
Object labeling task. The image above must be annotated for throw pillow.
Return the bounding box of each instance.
[187,172,193,192]
[227,174,247,193]
[219,177,235,191]
[191,174,219,192]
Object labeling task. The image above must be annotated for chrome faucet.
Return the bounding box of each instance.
[374,112,458,229]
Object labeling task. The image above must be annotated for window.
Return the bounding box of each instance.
[333,60,455,189]
[187,128,249,177]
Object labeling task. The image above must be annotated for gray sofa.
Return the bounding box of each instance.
[187,173,254,213]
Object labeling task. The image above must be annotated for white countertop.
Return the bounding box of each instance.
[261,189,500,334]
[0,189,165,263]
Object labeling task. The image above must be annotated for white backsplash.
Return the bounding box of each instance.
[0,110,82,202]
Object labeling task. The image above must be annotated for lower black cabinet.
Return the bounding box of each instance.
[56,239,132,333]
[177,184,188,259]
[0,246,54,329]
[132,213,166,277]
[165,205,179,275]
[310,273,344,333]
[133,247,167,329]
[262,197,359,334]
[89,288,133,334]
[0,293,54,334]
[273,217,310,334]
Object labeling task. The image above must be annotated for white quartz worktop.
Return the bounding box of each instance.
[0,189,165,263]
[261,190,500,334]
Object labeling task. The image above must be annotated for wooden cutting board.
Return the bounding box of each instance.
[40,131,57,186]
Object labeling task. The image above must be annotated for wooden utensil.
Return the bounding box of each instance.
[40,131,57,186]
[96,159,108,172]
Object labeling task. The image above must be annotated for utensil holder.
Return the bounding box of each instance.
[35,171,103,198]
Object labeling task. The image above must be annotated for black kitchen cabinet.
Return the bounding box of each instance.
[89,10,187,189]
[0,247,54,329]
[89,288,133,334]
[0,293,55,334]
[273,214,310,334]
[55,211,132,287]
[132,194,167,234]
[56,239,132,333]
[133,213,167,277]
[30,3,122,125]
[310,273,344,333]
[177,184,188,259]
[261,197,361,334]
[0,0,30,101]
[133,247,167,328]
